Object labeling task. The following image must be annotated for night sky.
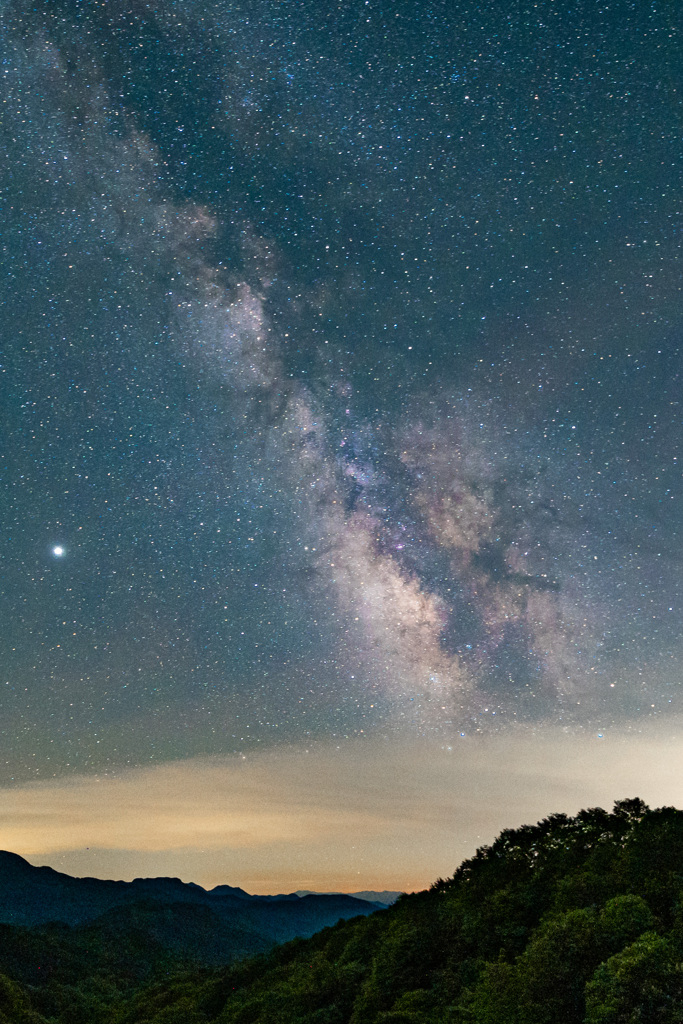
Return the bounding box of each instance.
[1,0,682,890]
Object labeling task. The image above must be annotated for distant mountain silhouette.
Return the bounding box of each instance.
[0,850,383,966]
[295,889,402,905]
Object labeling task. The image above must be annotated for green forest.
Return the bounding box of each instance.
[4,798,683,1023]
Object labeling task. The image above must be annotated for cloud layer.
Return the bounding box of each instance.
[9,726,683,892]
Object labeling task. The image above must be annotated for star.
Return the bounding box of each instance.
[52,546,65,557]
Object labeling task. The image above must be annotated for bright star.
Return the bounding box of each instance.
[52,546,65,557]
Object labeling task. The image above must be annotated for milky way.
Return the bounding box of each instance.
[1,0,681,785]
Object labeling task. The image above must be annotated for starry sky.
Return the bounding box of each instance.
[1,0,682,890]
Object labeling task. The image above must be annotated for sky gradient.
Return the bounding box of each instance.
[1,0,681,891]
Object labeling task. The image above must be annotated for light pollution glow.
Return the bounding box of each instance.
[8,725,683,893]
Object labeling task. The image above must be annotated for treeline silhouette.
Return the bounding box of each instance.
[4,798,683,1022]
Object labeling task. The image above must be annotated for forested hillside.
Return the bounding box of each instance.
[5,799,683,1023]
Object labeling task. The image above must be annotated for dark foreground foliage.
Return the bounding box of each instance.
[8,798,683,1023]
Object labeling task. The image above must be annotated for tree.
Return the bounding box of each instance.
[585,932,683,1023]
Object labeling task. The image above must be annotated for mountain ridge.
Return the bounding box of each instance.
[0,848,384,978]
[295,888,402,905]
[0,850,385,926]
